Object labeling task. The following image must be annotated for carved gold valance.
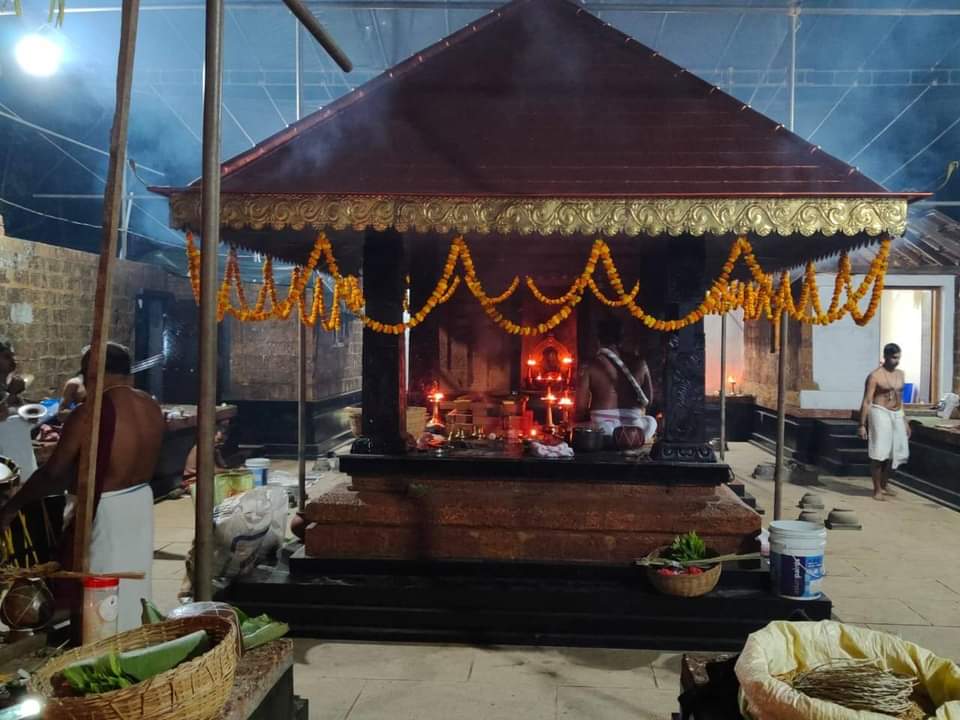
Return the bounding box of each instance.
[167,192,909,238]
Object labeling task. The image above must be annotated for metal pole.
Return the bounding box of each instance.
[719,313,727,462]
[295,25,308,515]
[281,0,352,71]
[773,310,788,521]
[294,20,302,122]
[72,0,141,578]
[787,5,797,132]
[195,0,224,603]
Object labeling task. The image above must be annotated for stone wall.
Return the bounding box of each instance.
[0,232,363,404]
[0,234,191,397]
[226,314,362,402]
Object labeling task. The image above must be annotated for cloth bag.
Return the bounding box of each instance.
[736,620,960,720]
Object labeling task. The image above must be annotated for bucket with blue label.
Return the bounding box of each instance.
[768,520,826,600]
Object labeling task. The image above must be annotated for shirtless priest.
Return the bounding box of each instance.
[857,342,911,501]
[0,342,164,630]
[575,316,657,444]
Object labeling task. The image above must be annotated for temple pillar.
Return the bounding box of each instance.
[651,237,715,463]
[357,228,407,454]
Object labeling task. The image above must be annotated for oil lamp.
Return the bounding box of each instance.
[543,386,558,431]
[728,375,737,396]
[562,355,574,385]
[427,386,445,431]
[558,391,573,427]
[526,357,537,385]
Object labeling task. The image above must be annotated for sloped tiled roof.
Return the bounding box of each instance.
[158,0,922,201]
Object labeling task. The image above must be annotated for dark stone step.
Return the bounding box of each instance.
[220,562,830,652]
[892,470,960,512]
[818,455,870,477]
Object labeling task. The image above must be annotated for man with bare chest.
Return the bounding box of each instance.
[857,343,911,501]
[0,343,165,629]
[575,316,657,444]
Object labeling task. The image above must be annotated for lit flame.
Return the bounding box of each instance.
[728,376,735,383]
[543,391,557,402]
[562,356,573,365]
[559,397,573,407]
[530,428,538,437]
[527,358,537,366]
[431,392,444,403]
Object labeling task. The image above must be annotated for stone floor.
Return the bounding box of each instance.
[150,443,960,720]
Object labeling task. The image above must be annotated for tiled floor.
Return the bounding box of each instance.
[150,443,960,719]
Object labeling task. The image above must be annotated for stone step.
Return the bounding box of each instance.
[220,560,831,652]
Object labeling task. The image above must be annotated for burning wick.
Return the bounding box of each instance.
[530,428,538,438]
[559,396,573,407]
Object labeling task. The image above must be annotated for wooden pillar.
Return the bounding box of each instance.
[773,310,788,520]
[73,0,141,575]
[408,237,440,404]
[358,229,406,454]
[651,237,715,463]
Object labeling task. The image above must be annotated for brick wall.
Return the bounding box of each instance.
[0,232,363,404]
[741,315,815,409]
[226,314,362,402]
[0,234,191,397]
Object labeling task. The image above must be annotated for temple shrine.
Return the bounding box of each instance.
[155,0,920,644]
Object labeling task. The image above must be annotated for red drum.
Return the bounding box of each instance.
[613,425,646,450]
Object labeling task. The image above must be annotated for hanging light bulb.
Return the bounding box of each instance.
[15,34,63,77]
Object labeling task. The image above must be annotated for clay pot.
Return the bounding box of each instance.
[798,492,825,509]
[613,425,646,451]
[797,510,824,524]
[1,578,54,630]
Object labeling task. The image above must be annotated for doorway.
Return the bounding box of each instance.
[879,287,939,404]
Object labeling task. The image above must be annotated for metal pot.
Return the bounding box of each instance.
[571,426,604,452]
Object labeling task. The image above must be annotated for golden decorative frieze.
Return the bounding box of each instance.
[167,193,909,238]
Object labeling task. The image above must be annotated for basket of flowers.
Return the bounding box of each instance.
[642,531,722,598]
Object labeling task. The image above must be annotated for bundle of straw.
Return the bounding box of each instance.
[791,658,919,716]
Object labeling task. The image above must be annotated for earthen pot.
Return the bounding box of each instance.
[613,425,646,451]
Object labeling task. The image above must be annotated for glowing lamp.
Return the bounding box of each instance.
[562,356,573,365]
[15,34,63,78]
[558,396,573,407]
[530,428,538,437]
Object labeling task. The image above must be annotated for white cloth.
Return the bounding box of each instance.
[867,404,910,470]
[529,441,574,458]
[89,483,154,632]
[591,408,658,439]
[0,415,38,478]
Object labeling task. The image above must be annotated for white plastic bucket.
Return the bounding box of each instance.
[768,520,826,600]
[244,458,271,486]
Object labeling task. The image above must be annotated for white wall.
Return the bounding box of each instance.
[704,310,744,395]
[800,274,956,410]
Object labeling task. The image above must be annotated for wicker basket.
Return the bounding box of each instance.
[29,615,238,720]
[645,547,722,598]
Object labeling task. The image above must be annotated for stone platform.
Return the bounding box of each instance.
[303,452,762,563]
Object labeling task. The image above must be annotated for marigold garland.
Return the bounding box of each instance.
[185,230,891,335]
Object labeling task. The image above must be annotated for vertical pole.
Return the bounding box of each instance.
[195,0,224,602]
[295,18,308,514]
[773,310,788,521]
[788,6,798,133]
[72,0,141,576]
[719,313,727,462]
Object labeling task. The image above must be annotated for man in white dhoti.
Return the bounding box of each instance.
[0,343,164,631]
[858,343,911,501]
[575,316,657,444]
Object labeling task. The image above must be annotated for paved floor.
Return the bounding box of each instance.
[150,443,960,719]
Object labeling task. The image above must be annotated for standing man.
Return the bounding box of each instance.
[0,342,165,630]
[575,316,657,444]
[857,342,911,501]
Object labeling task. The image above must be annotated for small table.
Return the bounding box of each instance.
[215,639,307,720]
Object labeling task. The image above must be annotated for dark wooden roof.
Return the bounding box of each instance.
[157,0,921,202]
[851,209,960,272]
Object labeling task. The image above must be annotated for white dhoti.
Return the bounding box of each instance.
[590,408,658,439]
[867,404,910,470]
[89,484,154,632]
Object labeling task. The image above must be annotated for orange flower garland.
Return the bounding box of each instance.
[186,231,891,335]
